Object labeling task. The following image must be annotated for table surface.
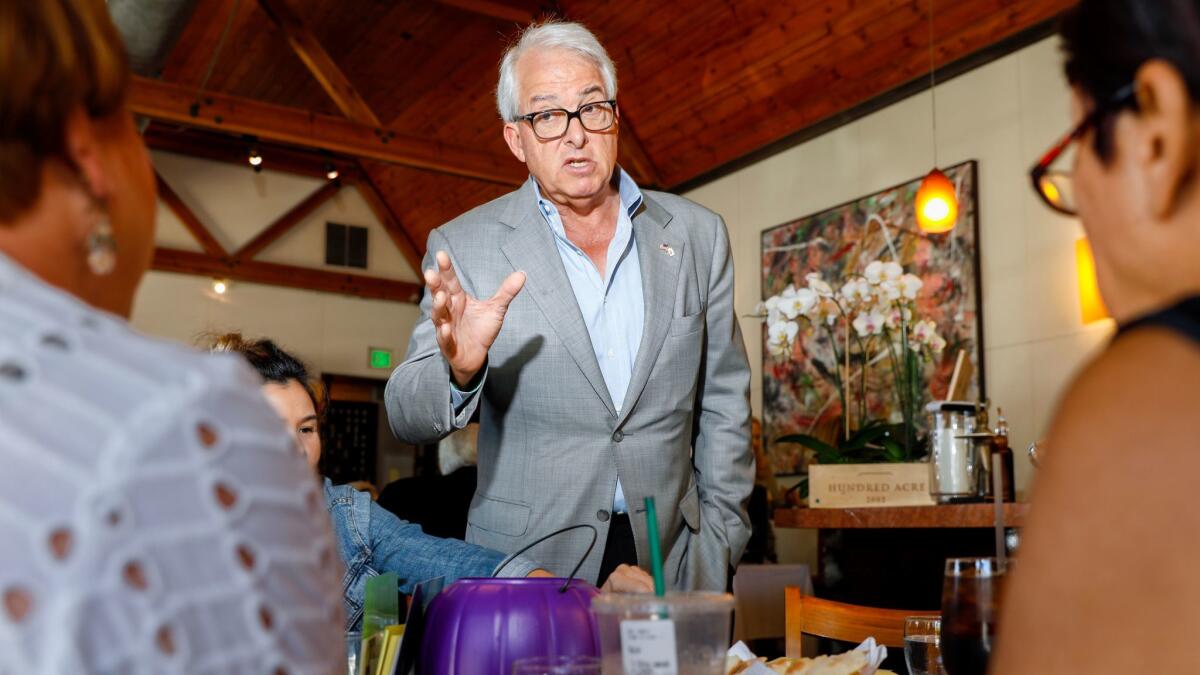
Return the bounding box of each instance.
[774,502,1030,529]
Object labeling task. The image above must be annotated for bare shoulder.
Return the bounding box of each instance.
[992,327,1200,672]
[1050,327,1200,453]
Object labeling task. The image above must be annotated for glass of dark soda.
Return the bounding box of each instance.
[940,558,1004,675]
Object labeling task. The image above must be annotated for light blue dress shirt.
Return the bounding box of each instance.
[536,171,644,513]
[451,170,645,513]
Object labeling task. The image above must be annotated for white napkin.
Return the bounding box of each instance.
[726,638,888,675]
[852,636,888,675]
[726,642,775,675]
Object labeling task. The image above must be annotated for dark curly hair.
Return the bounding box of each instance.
[206,332,327,417]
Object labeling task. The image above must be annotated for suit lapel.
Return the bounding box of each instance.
[499,181,617,416]
[617,195,683,427]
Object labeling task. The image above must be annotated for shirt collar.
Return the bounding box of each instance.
[533,167,644,222]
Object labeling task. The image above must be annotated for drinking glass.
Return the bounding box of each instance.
[904,615,945,675]
[344,630,361,675]
[940,558,1004,675]
[512,655,601,674]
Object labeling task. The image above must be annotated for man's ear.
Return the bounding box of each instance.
[1134,59,1198,221]
[503,123,526,163]
[61,106,110,201]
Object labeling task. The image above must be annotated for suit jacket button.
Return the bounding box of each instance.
[596,509,610,522]
[612,430,624,443]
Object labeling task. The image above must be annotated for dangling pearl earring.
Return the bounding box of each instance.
[86,214,117,276]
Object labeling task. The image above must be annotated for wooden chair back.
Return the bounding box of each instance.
[784,586,934,658]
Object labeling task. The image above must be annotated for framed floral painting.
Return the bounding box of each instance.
[760,160,985,476]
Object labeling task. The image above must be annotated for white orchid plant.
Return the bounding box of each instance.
[760,260,946,463]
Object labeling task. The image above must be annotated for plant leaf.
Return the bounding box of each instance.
[882,438,906,462]
[843,424,891,450]
[775,433,839,460]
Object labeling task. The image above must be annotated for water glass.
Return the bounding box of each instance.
[940,557,1004,675]
[344,630,361,675]
[512,655,601,674]
[904,615,945,675]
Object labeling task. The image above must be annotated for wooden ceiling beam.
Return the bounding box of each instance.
[434,0,540,23]
[153,247,422,303]
[256,0,382,127]
[130,76,525,185]
[155,172,228,258]
[232,180,343,262]
[145,125,363,181]
[160,0,251,88]
[354,163,425,274]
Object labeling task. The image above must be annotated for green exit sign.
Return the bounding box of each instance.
[368,347,393,370]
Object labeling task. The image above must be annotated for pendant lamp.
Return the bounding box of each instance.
[916,168,958,233]
[916,0,958,234]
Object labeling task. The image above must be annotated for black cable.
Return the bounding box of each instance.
[491,523,599,593]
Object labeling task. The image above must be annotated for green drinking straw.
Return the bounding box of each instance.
[644,496,666,597]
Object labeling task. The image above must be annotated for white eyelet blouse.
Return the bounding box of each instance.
[0,253,343,675]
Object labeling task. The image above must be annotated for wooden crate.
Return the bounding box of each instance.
[807,462,934,508]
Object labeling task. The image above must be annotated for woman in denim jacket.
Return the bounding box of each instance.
[211,333,651,629]
[211,333,543,629]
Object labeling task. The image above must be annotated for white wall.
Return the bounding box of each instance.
[683,37,1114,566]
[132,151,421,379]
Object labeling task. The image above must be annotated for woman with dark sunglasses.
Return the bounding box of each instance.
[995,1,1200,671]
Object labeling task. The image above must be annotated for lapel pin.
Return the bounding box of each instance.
[659,243,675,257]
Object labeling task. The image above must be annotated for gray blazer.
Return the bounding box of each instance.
[385,177,753,591]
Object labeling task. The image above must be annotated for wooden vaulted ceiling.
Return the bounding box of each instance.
[138,0,1077,273]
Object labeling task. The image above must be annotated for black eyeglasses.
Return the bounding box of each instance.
[518,100,617,140]
[1029,84,1137,216]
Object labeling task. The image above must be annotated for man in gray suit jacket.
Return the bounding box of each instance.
[385,21,753,592]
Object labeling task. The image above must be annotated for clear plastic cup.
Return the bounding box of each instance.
[591,592,734,675]
[344,630,361,675]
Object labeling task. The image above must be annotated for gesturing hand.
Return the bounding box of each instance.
[426,250,526,387]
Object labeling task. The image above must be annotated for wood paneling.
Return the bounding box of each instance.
[162,0,338,115]
[154,0,1078,258]
[130,76,525,184]
[145,124,364,182]
[567,0,1076,186]
[434,0,544,23]
[360,160,515,249]
[256,0,382,125]
[354,167,426,274]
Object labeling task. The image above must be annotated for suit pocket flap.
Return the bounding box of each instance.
[679,481,700,533]
[468,494,532,537]
[669,311,705,337]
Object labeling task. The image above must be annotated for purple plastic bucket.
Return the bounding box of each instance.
[420,577,601,675]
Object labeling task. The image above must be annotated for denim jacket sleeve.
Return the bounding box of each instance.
[325,479,540,630]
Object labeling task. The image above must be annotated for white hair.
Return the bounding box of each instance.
[496,21,618,123]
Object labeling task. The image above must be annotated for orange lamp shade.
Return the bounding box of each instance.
[1075,237,1109,324]
[915,168,959,233]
